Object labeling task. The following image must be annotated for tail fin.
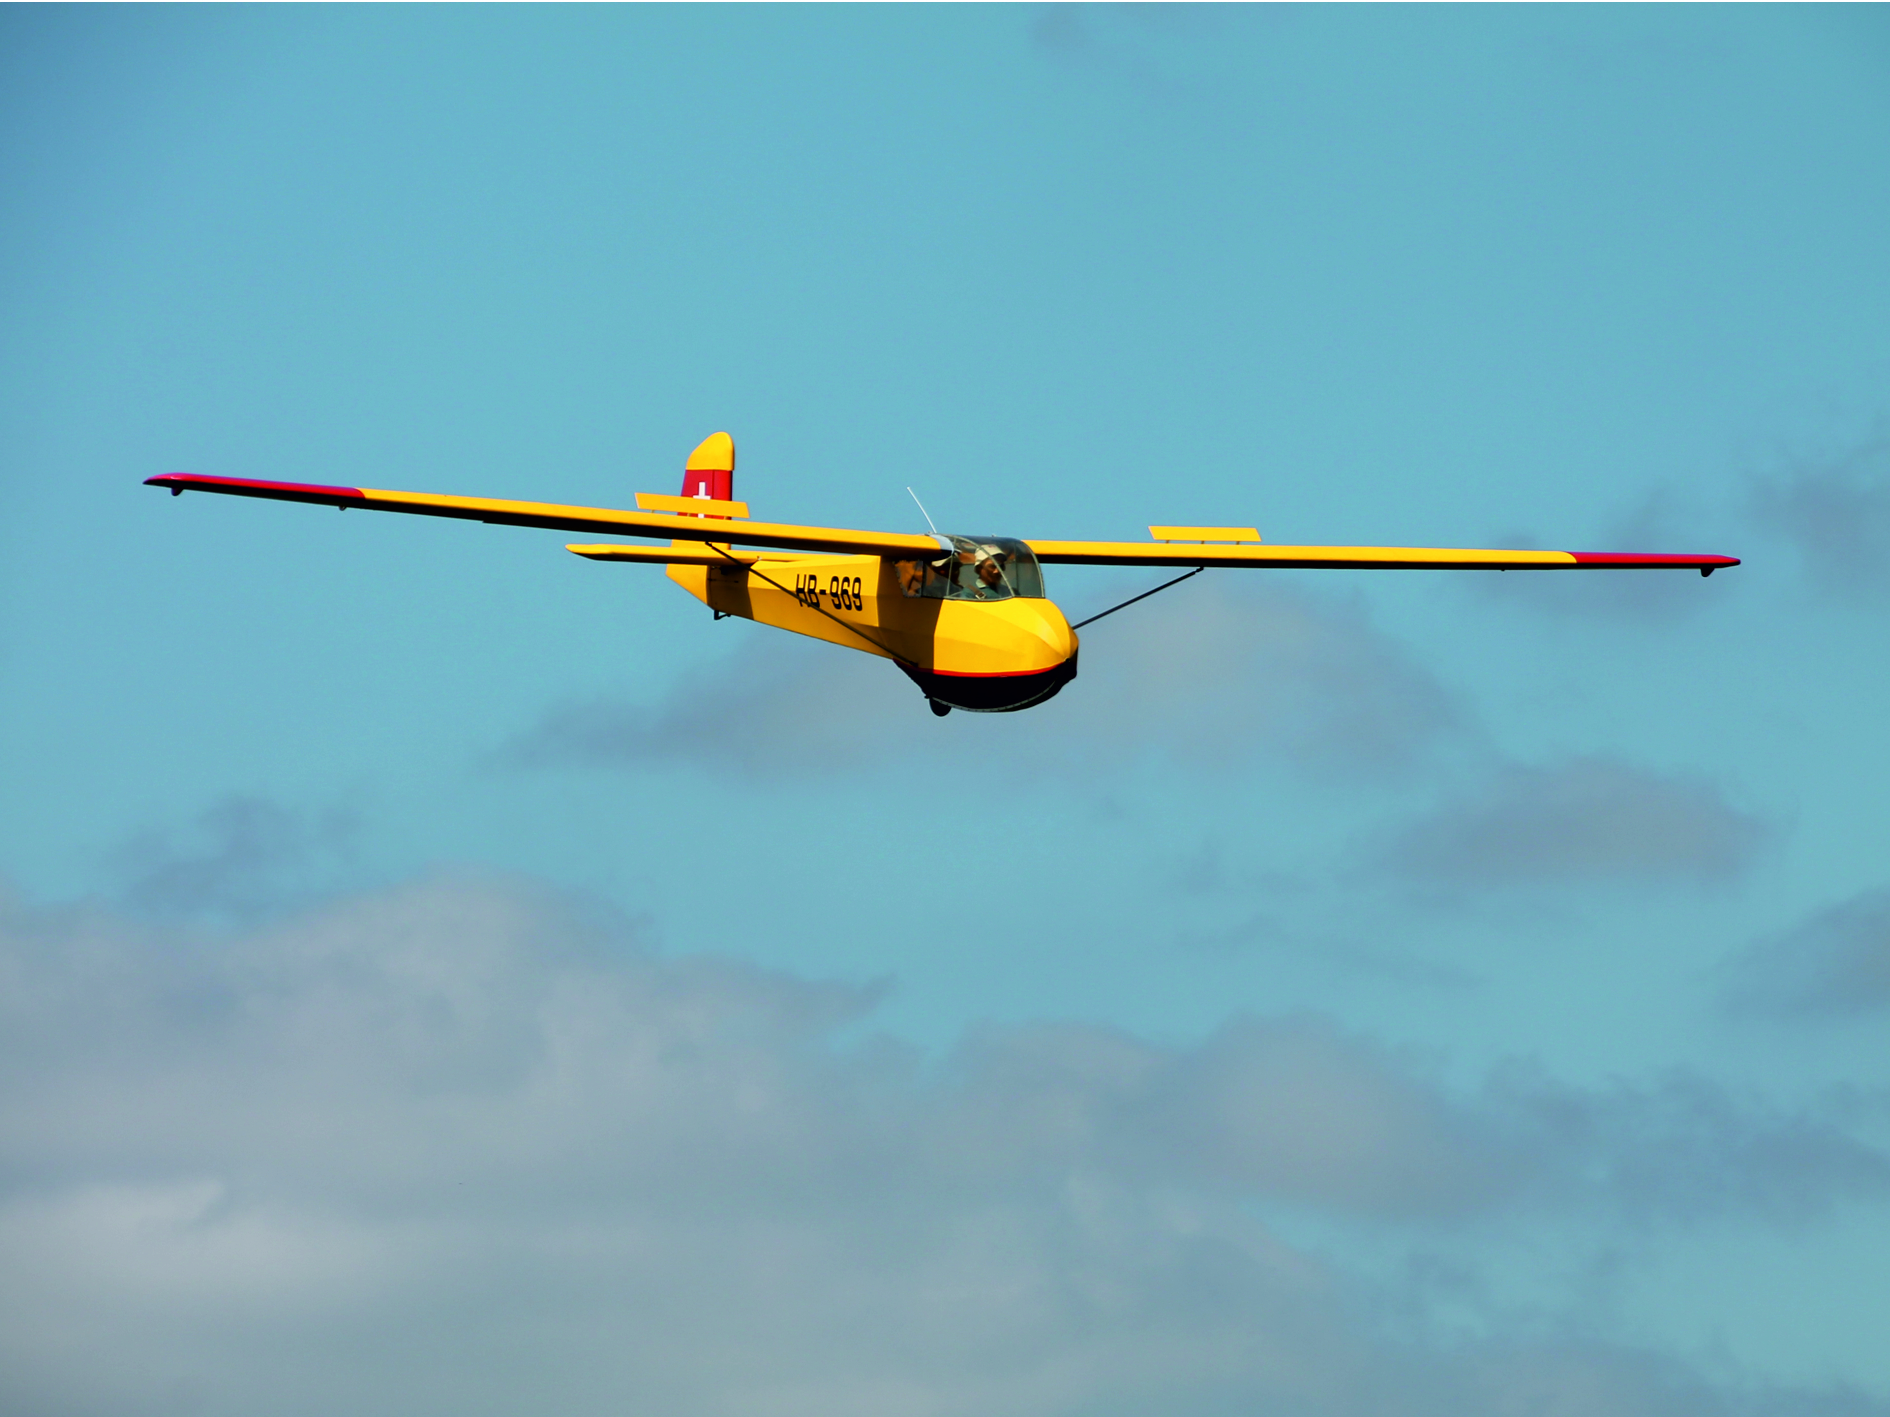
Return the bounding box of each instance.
[682,432,734,502]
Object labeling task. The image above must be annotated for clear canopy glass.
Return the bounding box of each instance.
[894,536,1044,601]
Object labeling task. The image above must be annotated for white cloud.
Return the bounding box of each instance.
[0,877,1881,1417]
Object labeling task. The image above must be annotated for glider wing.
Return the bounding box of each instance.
[144,474,939,558]
[144,475,1739,573]
[1026,537,1739,573]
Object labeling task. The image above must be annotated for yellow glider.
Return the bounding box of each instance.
[147,431,1738,716]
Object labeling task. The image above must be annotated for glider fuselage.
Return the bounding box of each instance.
[666,550,1080,713]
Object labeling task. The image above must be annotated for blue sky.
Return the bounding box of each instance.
[3,6,1889,1415]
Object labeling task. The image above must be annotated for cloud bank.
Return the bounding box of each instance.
[1,876,1882,1417]
[107,795,361,923]
[1724,887,1890,1019]
[1375,757,1766,889]
[1753,429,1890,602]
[508,578,1462,782]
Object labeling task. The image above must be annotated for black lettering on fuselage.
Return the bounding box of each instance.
[794,573,864,614]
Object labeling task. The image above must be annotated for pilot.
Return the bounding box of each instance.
[974,552,1007,594]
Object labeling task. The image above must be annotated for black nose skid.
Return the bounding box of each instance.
[903,654,1078,715]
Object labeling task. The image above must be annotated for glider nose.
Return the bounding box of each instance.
[1032,600,1077,667]
[912,597,1080,713]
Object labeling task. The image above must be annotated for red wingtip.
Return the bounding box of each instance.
[1569,551,1741,570]
[145,473,366,501]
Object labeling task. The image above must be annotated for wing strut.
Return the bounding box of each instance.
[1070,566,1205,630]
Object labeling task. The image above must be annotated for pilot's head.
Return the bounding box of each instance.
[976,556,1005,588]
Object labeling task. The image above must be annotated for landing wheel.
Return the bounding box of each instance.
[928,699,951,717]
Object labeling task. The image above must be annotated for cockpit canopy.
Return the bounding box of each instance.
[894,536,1045,601]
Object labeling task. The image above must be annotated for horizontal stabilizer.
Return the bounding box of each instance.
[635,492,750,518]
